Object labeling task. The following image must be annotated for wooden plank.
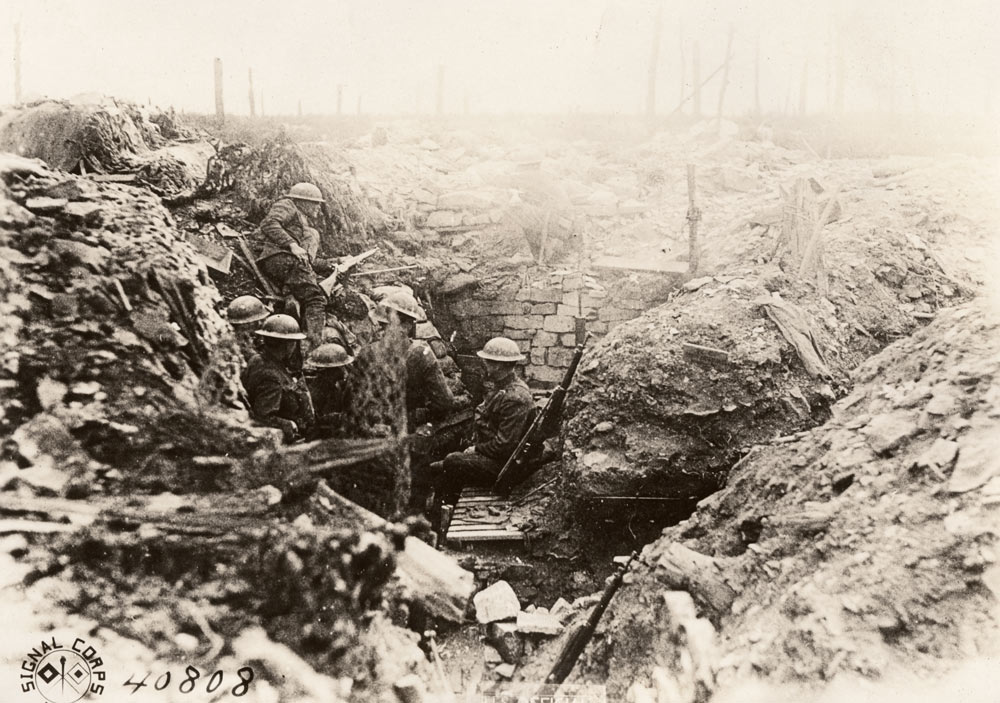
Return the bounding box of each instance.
[448,530,525,543]
[592,255,688,275]
[0,519,78,534]
[89,173,138,183]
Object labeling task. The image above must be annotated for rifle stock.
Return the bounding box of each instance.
[544,552,637,685]
[319,247,379,295]
[493,333,590,492]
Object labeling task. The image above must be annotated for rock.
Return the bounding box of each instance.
[924,387,958,415]
[35,377,68,410]
[439,272,478,296]
[61,201,103,226]
[474,580,520,624]
[25,196,69,213]
[916,439,959,469]
[948,427,998,493]
[516,610,563,636]
[437,191,496,211]
[174,633,200,652]
[424,210,465,229]
[550,597,573,621]
[52,239,110,270]
[486,621,523,664]
[483,645,503,664]
[594,421,614,434]
[494,663,516,679]
[902,284,923,300]
[683,276,714,292]
[393,673,425,703]
[0,198,36,227]
[862,412,919,455]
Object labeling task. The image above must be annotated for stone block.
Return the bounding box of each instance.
[505,329,535,340]
[547,347,576,368]
[527,365,565,385]
[486,622,523,664]
[516,339,531,353]
[562,274,583,291]
[450,299,488,317]
[425,210,465,229]
[598,307,635,322]
[516,610,563,636]
[491,301,532,316]
[588,321,609,334]
[560,334,578,347]
[474,580,520,624]
[504,314,543,330]
[532,331,559,347]
[557,304,594,318]
[542,315,575,333]
[528,288,563,304]
[530,303,557,315]
[616,298,648,311]
[463,212,493,226]
[515,288,531,301]
[562,291,580,308]
[530,348,546,365]
[437,190,497,211]
[581,292,607,307]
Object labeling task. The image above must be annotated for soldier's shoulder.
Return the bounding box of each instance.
[265,198,297,218]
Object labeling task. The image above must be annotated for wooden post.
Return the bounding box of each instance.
[247,68,256,117]
[799,59,808,116]
[686,164,701,274]
[336,84,344,115]
[13,22,22,104]
[436,65,445,116]
[213,57,224,122]
[754,33,761,117]
[716,24,735,124]
[645,3,663,126]
[678,26,686,114]
[834,25,845,114]
[693,41,702,117]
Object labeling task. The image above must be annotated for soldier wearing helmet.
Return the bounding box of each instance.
[241,314,315,442]
[422,336,534,508]
[380,290,467,430]
[305,342,355,438]
[257,182,327,352]
[226,295,270,360]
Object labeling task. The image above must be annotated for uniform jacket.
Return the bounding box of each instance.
[257,197,321,263]
[405,339,458,427]
[474,373,534,461]
[242,353,315,439]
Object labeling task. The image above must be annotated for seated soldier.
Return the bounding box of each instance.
[256,183,326,353]
[305,342,355,438]
[226,295,270,361]
[429,337,534,507]
[242,314,315,442]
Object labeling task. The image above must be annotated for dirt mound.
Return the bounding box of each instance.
[0,97,164,174]
[559,300,999,699]
[0,152,257,496]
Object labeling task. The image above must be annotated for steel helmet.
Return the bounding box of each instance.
[381,291,426,322]
[288,182,324,202]
[227,295,269,325]
[306,343,355,369]
[255,314,307,340]
[477,337,525,362]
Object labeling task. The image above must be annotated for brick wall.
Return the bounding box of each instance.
[440,267,679,387]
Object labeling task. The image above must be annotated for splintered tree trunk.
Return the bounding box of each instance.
[716,24,734,125]
[248,68,255,117]
[693,41,702,117]
[646,4,663,125]
[214,57,224,121]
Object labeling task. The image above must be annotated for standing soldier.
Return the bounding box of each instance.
[226,295,270,361]
[428,337,534,506]
[257,183,327,352]
[242,314,315,443]
[380,291,467,429]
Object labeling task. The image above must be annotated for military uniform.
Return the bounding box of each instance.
[405,339,460,429]
[308,368,353,438]
[257,197,325,346]
[432,373,534,503]
[242,353,315,442]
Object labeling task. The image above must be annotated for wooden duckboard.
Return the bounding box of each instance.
[446,488,525,545]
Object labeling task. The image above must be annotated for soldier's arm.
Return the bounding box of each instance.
[475,394,533,460]
[419,348,458,419]
[249,369,297,439]
[260,200,301,252]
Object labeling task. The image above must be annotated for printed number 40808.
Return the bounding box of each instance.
[123,666,254,696]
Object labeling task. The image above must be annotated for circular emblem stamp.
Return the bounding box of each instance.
[20,637,105,703]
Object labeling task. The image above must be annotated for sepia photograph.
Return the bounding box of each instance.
[0,1,997,701]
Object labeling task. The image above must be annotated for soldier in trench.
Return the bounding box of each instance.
[420,337,534,514]
[226,295,270,361]
[242,314,315,442]
[256,182,327,353]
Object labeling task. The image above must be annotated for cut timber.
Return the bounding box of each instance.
[446,488,525,545]
[682,342,729,365]
[592,255,688,275]
[314,481,473,623]
[652,542,736,620]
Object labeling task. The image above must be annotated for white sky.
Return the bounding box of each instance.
[1,0,997,116]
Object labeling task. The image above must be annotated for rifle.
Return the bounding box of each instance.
[492,333,590,493]
[544,552,638,686]
[319,247,379,295]
[351,264,420,278]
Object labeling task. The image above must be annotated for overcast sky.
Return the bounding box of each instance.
[1,0,997,116]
